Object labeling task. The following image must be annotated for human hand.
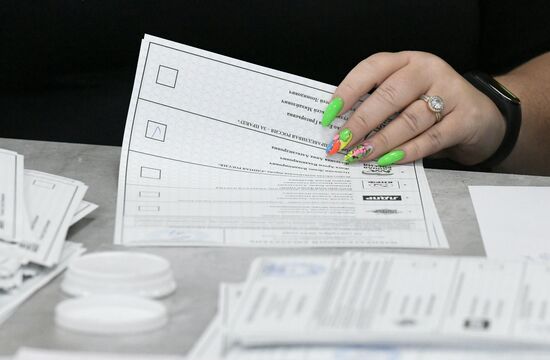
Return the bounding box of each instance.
[322,51,506,166]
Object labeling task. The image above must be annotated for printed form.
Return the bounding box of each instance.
[0,149,25,243]
[19,171,87,266]
[115,35,447,248]
[0,242,85,325]
[228,253,550,348]
[189,283,550,360]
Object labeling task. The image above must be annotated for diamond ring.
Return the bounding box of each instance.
[419,95,445,122]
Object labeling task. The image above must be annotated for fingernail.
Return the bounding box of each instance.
[377,150,405,167]
[321,97,344,127]
[326,128,353,156]
[344,143,374,164]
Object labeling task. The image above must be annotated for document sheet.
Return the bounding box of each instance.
[188,283,550,359]
[0,150,25,243]
[20,171,87,266]
[227,252,550,348]
[115,35,447,248]
[469,186,550,260]
[0,147,96,324]
[70,200,99,226]
[0,242,85,326]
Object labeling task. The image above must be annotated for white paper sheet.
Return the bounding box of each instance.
[0,254,24,290]
[187,283,243,359]
[19,171,87,266]
[227,252,550,348]
[0,149,25,243]
[0,242,85,326]
[14,348,184,360]
[224,349,550,360]
[70,200,98,226]
[114,35,447,249]
[469,186,550,260]
[189,283,550,360]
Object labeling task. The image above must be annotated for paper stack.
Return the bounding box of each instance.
[0,148,95,324]
[189,252,550,359]
[115,35,448,250]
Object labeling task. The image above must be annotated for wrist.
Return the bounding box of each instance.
[463,71,522,169]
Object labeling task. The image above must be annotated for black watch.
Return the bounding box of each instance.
[463,71,521,169]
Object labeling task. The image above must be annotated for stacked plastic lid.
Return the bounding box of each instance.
[56,251,177,335]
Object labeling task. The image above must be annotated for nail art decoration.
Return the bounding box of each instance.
[377,150,405,167]
[344,143,374,164]
[326,128,353,156]
[321,97,344,127]
[325,139,339,155]
[339,128,352,146]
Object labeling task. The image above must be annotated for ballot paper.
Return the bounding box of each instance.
[0,148,96,326]
[18,170,87,266]
[12,348,184,360]
[225,252,550,348]
[115,34,447,248]
[0,246,26,290]
[189,283,550,360]
[188,283,243,359]
[71,200,99,226]
[469,186,550,260]
[0,242,85,326]
[218,349,550,360]
[0,150,26,243]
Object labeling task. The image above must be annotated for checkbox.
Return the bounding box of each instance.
[138,205,161,212]
[156,65,178,88]
[140,166,161,180]
[32,179,56,190]
[139,191,161,198]
[145,120,167,142]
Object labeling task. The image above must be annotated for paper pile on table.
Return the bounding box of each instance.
[189,252,550,359]
[0,242,85,324]
[0,148,95,323]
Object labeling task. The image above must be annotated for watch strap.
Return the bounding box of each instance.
[463,71,522,169]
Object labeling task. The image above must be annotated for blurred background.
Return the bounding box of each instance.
[2,1,548,146]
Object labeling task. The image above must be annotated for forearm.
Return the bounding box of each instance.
[494,52,550,175]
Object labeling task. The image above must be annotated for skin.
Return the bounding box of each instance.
[495,53,550,175]
[329,51,550,175]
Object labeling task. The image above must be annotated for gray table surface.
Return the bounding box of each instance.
[1,137,549,356]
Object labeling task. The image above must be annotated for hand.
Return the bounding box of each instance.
[322,51,506,167]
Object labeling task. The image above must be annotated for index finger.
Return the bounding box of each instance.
[322,52,410,127]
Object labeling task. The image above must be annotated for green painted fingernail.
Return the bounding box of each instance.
[377,150,405,167]
[339,128,352,142]
[321,97,344,127]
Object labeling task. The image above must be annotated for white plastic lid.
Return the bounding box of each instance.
[61,251,176,298]
[55,295,168,335]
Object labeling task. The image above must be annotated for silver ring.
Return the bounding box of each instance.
[420,95,444,122]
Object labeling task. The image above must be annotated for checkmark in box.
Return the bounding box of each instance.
[145,120,167,142]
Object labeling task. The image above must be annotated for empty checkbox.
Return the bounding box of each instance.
[156,65,178,88]
[140,166,161,180]
[32,179,56,190]
[138,205,161,212]
[139,191,161,198]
